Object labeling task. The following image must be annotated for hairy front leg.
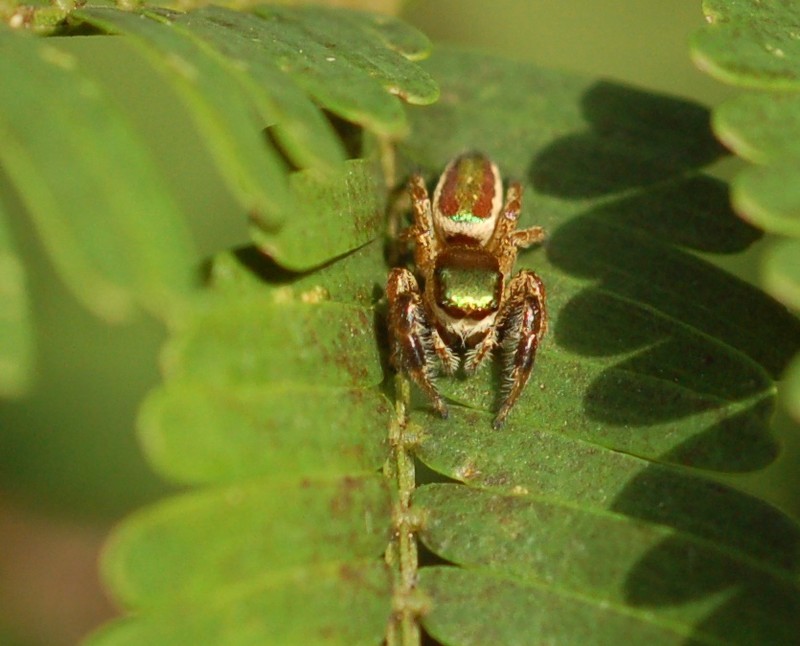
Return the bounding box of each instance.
[387,268,449,419]
[494,270,547,429]
[431,327,460,376]
[463,326,498,376]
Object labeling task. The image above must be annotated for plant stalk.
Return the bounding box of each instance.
[385,374,421,646]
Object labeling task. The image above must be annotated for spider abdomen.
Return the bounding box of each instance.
[432,153,503,245]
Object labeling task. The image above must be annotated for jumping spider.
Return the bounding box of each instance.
[387,152,548,428]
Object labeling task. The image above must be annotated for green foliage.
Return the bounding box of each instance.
[692,0,800,426]
[402,48,800,645]
[0,196,32,396]
[85,42,799,646]
[250,159,386,269]
[2,2,800,645]
[72,4,436,233]
[692,0,800,89]
[0,27,196,322]
[90,238,394,644]
[0,4,435,331]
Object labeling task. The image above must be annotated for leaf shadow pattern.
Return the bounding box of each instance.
[533,80,800,642]
[537,86,800,472]
[401,50,800,644]
[612,465,800,644]
[530,81,727,199]
[412,77,793,473]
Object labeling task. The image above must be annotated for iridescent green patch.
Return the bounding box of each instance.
[438,266,500,312]
[450,212,484,224]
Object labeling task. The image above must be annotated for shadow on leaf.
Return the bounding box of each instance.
[530,81,726,198]
[612,462,800,643]
[535,89,800,473]
[404,49,800,645]
[535,79,800,642]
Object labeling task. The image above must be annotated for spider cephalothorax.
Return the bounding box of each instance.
[387,152,547,428]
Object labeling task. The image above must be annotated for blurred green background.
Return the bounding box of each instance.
[1,2,797,645]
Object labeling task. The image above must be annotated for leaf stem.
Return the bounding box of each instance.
[385,374,422,646]
[378,134,398,190]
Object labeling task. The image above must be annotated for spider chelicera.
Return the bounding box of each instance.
[387,152,548,428]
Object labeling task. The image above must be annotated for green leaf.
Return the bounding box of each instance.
[104,475,390,608]
[414,413,800,644]
[713,92,800,163]
[207,239,387,307]
[691,0,800,89]
[692,0,800,428]
[399,64,725,190]
[91,44,800,646]
[713,93,800,236]
[139,384,390,485]
[71,5,437,230]
[2,4,434,323]
[249,5,438,129]
[250,159,386,270]
[87,560,391,646]
[414,408,794,560]
[93,206,394,642]
[420,566,690,645]
[0,195,33,396]
[160,4,348,175]
[0,28,196,320]
[763,238,800,311]
[72,6,296,230]
[784,353,800,425]
[397,48,800,644]
[731,160,800,237]
[420,496,799,643]
[163,300,381,387]
[763,238,800,425]
[693,8,800,236]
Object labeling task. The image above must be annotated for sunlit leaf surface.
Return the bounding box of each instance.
[712,89,800,236]
[714,92,800,162]
[785,353,800,425]
[73,5,298,230]
[91,560,391,646]
[250,159,386,270]
[90,221,394,644]
[0,3,434,328]
[763,239,800,313]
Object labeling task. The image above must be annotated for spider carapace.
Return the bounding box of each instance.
[387,153,548,428]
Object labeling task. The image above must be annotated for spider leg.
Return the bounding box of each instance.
[431,329,460,375]
[487,181,523,258]
[511,226,546,249]
[494,270,547,429]
[387,267,449,419]
[463,327,498,375]
[407,173,442,275]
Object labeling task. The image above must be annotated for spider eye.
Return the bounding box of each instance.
[436,264,501,317]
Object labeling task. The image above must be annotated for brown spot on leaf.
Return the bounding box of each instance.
[329,476,364,517]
